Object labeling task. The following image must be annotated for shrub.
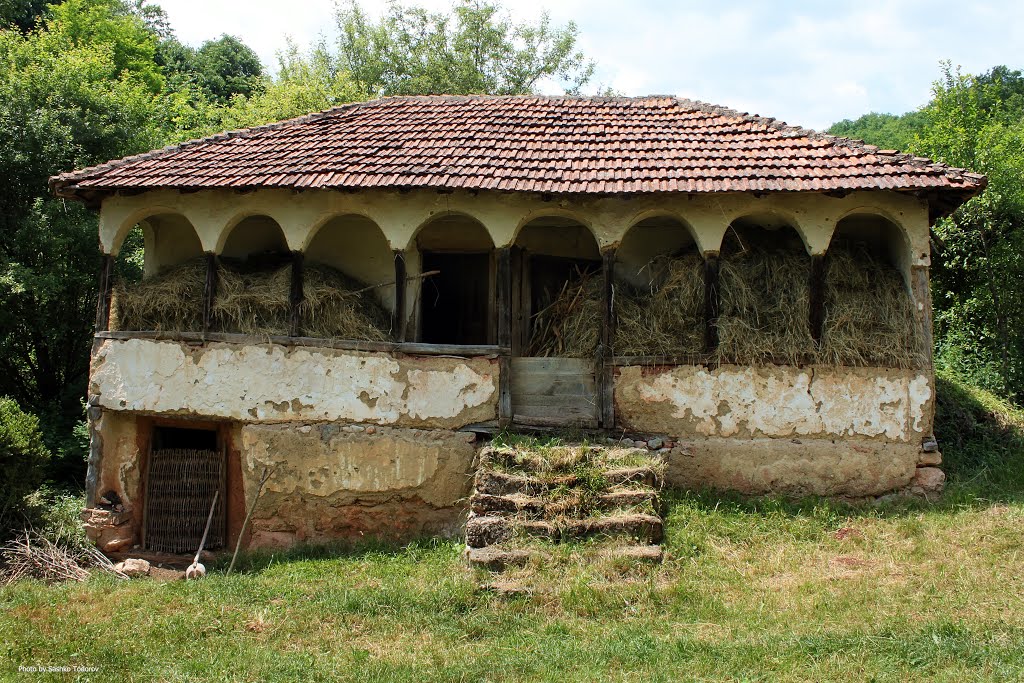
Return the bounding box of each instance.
[0,397,51,538]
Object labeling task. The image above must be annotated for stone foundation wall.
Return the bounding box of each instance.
[240,423,477,547]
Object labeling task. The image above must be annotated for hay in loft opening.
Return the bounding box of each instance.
[614,252,705,357]
[110,257,205,332]
[820,241,923,368]
[211,256,292,335]
[298,262,391,341]
[525,252,705,358]
[716,227,815,366]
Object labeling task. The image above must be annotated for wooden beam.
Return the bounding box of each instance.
[393,250,407,342]
[202,252,217,337]
[809,253,827,344]
[289,251,304,337]
[599,249,616,429]
[703,254,720,352]
[95,253,114,332]
[496,247,513,427]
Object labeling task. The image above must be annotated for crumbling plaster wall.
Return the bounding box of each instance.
[240,424,477,546]
[90,338,498,428]
[616,364,933,442]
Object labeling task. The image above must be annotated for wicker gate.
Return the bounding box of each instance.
[144,447,225,554]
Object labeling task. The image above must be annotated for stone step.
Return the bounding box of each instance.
[475,466,661,497]
[561,513,664,544]
[601,544,664,564]
[469,489,659,519]
[465,515,557,548]
[464,545,533,571]
[465,512,663,548]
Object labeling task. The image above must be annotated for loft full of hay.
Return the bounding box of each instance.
[111,257,391,341]
[525,237,922,369]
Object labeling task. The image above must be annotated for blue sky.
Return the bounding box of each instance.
[156,0,1023,130]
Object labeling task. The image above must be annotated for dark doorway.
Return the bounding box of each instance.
[420,251,491,345]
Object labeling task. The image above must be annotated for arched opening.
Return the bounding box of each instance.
[215,216,291,335]
[110,213,205,332]
[615,216,704,356]
[717,214,814,365]
[301,215,392,341]
[821,213,922,368]
[414,214,495,346]
[514,216,601,357]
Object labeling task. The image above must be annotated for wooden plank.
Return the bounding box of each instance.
[512,394,599,408]
[511,375,596,397]
[496,248,512,350]
[95,253,114,332]
[202,253,217,337]
[511,357,594,374]
[703,254,720,352]
[289,250,304,337]
[510,247,524,357]
[809,253,827,344]
[498,355,512,427]
[600,249,616,428]
[392,250,406,342]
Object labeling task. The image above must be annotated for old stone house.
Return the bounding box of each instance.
[50,96,984,553]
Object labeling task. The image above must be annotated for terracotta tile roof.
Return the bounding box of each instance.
[50,95,986,200]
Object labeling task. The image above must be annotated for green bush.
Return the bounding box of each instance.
[0,396,51,537]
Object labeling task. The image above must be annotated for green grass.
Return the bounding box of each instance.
[3,372,1024,682]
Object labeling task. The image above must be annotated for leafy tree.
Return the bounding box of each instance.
[0,0,166,478]
[0,396,51,537]
[158,33,264,105]
[334,0,594,96]
[0,0,57,31]
[919,64,1024,399]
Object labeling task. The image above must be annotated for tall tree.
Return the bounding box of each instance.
[334,0,594,97]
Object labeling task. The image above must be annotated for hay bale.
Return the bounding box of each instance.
[110,258,205,332]
[212,260,291,335]
[717,245,815,365]
[820,243,923,368]
[614,253,704,356]
[299,262,391,341]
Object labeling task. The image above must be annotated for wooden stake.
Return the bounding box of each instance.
[226,465,275,576]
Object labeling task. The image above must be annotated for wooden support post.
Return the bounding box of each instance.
[289,251,304,337]
[95,253,114,331]
[202,252,217,337]
[496,248,513,427]
[809,253,827,344]
[392,250,407,342]
[703,254,720,352]
[600,249,616,429]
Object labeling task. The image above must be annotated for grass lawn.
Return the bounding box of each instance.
[3,372,1024,682]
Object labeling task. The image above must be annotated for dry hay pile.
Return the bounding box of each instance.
[717,245,815,365]
[298,262,391,341]
[820,243,923,368]
[110,257,205,332]
[615,253,704,356]
[211,260,292,335]
[527,267,603,357]
[526,254,705,358]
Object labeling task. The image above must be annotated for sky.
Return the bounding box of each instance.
[155,0,1024,130]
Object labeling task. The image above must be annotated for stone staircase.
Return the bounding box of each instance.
[464,442,666,572]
